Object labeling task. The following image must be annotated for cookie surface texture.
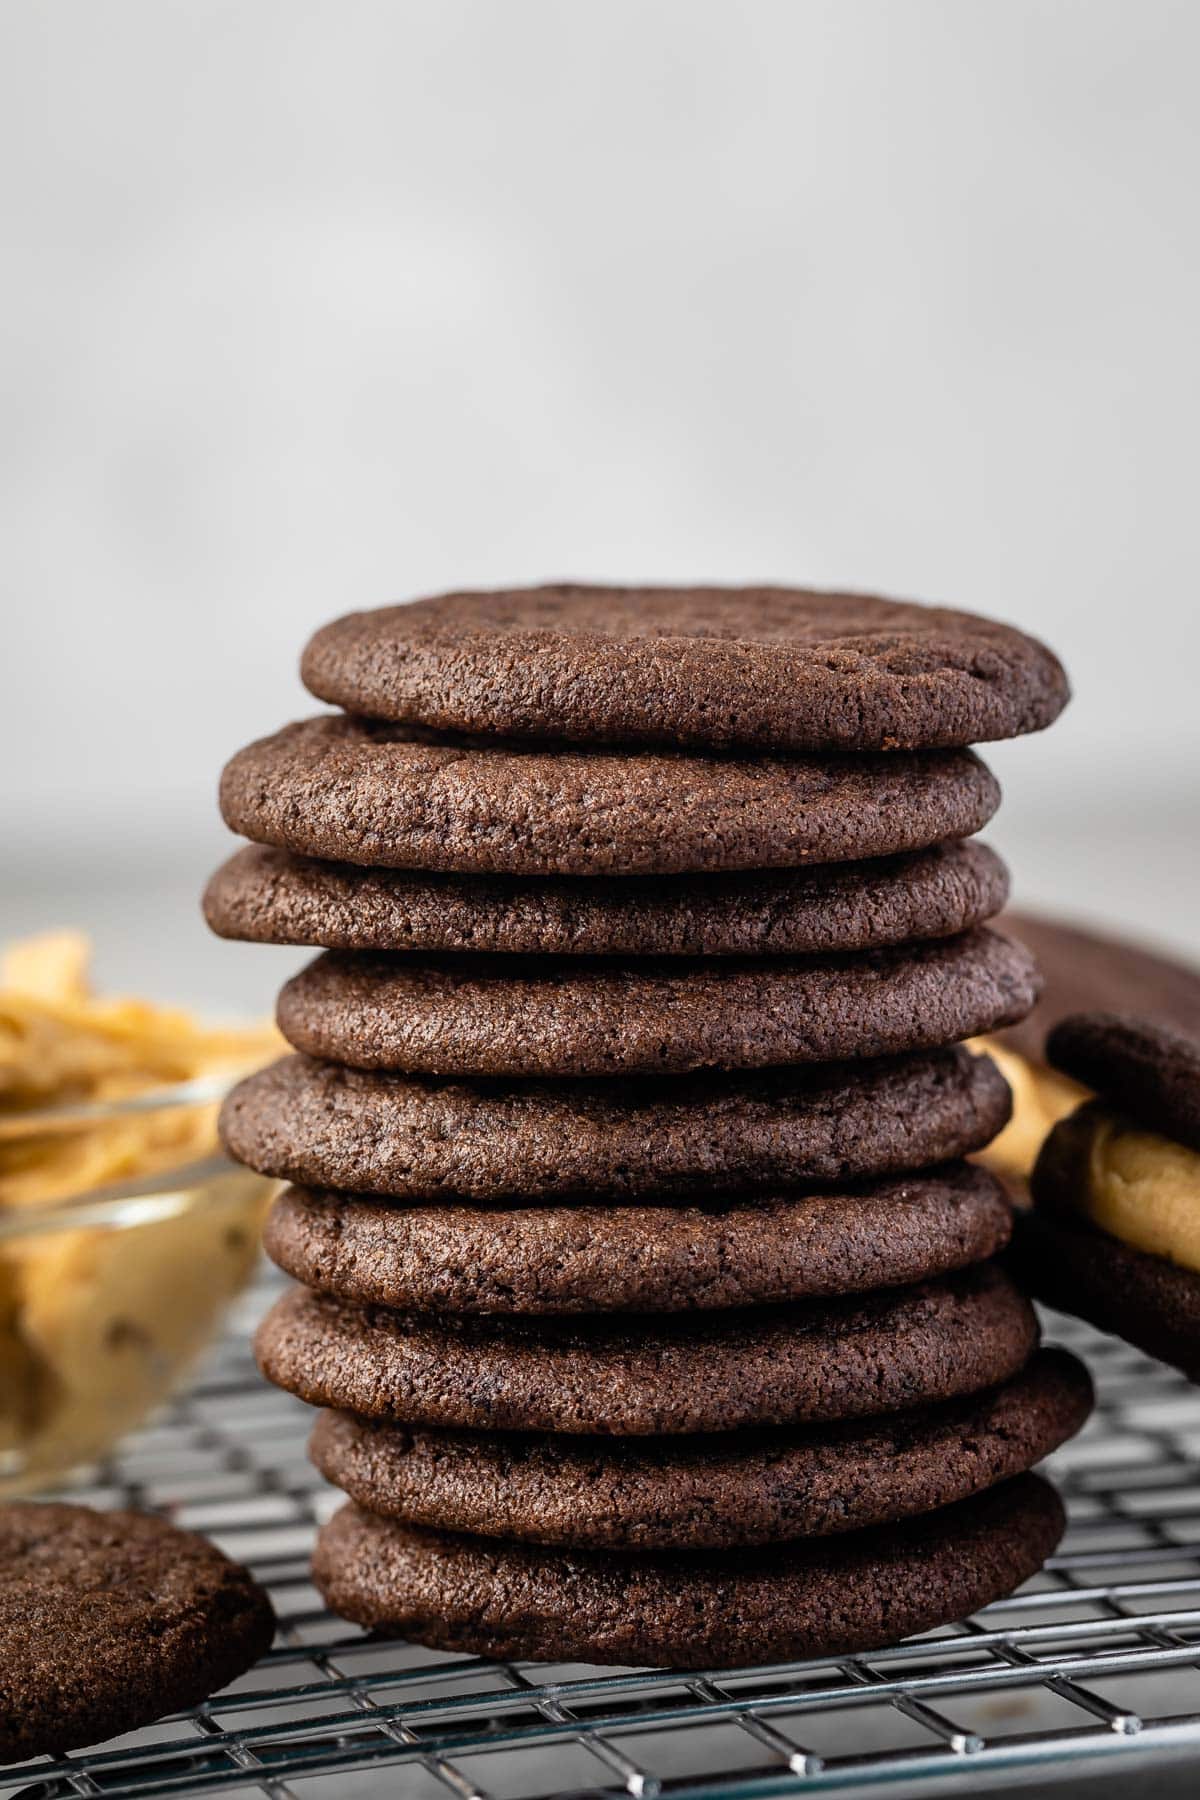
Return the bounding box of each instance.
[275,929,1038,1078]
[219,717,1001,877]
[263,1164,1013,1314]
[312,1473,1065,1668]
[301,585,1069,752]
[0,1502,274,1763]
[203,839,1010,957]
[309,1347,1090,1548]
[221,1046,1012,1200]
[254,1264,1038,1435]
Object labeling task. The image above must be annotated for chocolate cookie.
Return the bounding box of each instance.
[264,1164,1013,1315]
[276,929,1038,1079]
[301,585,1069,753]
[255,1264,1038,1435]
[203,839,1010,958]
[312,1473,1064,1668]
[0,1503,274,1763]
[996,913,1200,1066]
[1016,1210,1200,1380]
[1045,1013,1200,1153]
[218,717,1000,877]
[310,1347,1090,1549]
[221,1046,1011,1201]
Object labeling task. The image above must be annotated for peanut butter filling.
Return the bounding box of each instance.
[1036,1099,1200,1271]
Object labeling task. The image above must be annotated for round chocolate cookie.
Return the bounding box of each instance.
[1045,1013,1200,1154]
[310,1347,1090,1549]
[264,1164,1013,1315]
[276,929,1038,1079]
[996,912,1200,1067]
[1016,1210,1200,1380]
[255,1264,1038,1435]
[203,839,1009,958]
[0,1503,274,1763]
[221,1045,1011,1201]
[218,716,1000,877]
[312,1473,1065,1669]
[301,585,1068,753]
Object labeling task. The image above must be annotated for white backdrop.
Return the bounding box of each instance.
[3,0,1197,1006]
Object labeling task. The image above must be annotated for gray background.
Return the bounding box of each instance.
[3,0,1197,1012]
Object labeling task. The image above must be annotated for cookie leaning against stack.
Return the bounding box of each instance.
[211,583,1089,1669]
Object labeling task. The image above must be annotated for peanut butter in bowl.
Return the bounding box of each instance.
[0,931,282,1490]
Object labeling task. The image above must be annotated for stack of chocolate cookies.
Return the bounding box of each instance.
[209,585,1093,1669]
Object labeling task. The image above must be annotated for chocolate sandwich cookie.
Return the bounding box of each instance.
[310,1347,1090,1549]
[1045,1014,1200,1153]
[980,919,1200,1187]
[255,1264,1038,1435]
[218,717,1000,877]
[276,929,1038,1079]
[0,1502,274,1763]
[222,1045,1011,1201]
[203,838,1010,958]
[264,1164,1014,1315]
[1020,1210,1200,1380]
[312,1473,1065,1669]
[301,584,1069,753]
[1022,1013,1200,1374]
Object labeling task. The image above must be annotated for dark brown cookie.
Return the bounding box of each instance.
[264,1164,1013,1315]
[312,1473,1065,1668]
[221,1046,1012,1201]
[301,585,1069,753]
[276,929,1038,1079]
[310,1347,1090,1549]
[995,912,1200,1066]
[203,839,1010,958]
[255,1264,1038,1435]
[218,716,1000,877]
[1015,1209,1200,1379]
[1044,1013,1200,1153]
[0,1502,274,1763]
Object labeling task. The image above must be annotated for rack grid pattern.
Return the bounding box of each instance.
[10,1278,1200,1800]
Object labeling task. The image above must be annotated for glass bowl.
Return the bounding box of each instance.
[0,1075,276,1494]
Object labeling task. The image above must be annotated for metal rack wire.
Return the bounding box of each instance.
[10,1275,1200,1800]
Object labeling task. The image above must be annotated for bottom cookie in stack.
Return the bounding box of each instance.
[312,1476,1066,1669]
[256,1167,1091,1668]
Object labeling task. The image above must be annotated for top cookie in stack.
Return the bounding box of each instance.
[296,584,1068,752]
[211,584,1084,1671]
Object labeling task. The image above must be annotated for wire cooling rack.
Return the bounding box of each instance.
[10,1275,1200,1800]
